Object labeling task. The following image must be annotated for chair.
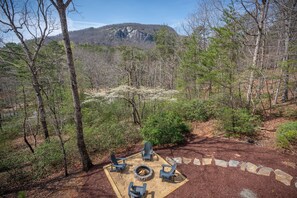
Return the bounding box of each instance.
[159,163,177,182]
[128,182,147,198]
[110,153,127,172]
[141,142,154,161]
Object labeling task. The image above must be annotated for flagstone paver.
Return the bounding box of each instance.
[214,159,228,167]
[240,162,247,171]
[257,167,273,176]
[246,162,258,174]
[202,158,212,165]
[229,160,240,167]
[193,158,201,165]
[173,157,182,164]
[183,157,192,164]
[240,188,257,198]
[274,169,293,186]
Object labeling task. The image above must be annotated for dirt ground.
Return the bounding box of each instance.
[3,119,297,198]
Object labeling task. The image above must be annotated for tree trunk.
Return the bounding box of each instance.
[247,30,262,106]
[282,9,291,102]
[274,70,283,105]
[52,107,68,176]
[0,112,2,132]
[22,86,35,153]
[32,73,50,140]
[246,1,268,107]
[55,0,93,171]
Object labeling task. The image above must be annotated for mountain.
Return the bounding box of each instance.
[51,23,177,48]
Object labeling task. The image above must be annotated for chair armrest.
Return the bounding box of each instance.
[149,150,154,155]
[128,182,133,191]
[117,157,126,162]
[143,183,147,192]
[162,164,171,170]
[113,164,124,168]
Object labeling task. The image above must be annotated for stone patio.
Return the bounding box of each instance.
[103,153,188,198]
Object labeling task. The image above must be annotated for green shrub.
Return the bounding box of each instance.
[218,108,260,137]
[141,112,190,145]
[84,119,141,152]
[276,121,297,149]
[0,148,31,184]
[1,115,23,141]
[32,140,64,178]
[17,191,26,198]
[175,100,213,121]
[166,100,214,121]
[82,100,141,152]
[283,108,297,119]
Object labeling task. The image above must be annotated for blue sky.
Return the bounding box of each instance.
[1,0,217,42]
[67,0,201,33]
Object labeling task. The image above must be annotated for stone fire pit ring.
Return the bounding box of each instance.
[134,164,154,181]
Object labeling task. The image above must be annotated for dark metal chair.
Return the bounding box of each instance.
[141,142,154,161]
[159,163,177,182]
[128,182,147,198]
[110,153,127,172]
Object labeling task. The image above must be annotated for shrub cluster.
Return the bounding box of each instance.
[276,121,297,149]
[32,140,64,178]
[217,107,260,137]
[176,100,213,121]
[82,100,141,152]
[0,148,30,184]
[141,111,190,145]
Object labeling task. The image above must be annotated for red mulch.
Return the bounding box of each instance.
[7,136,294,198]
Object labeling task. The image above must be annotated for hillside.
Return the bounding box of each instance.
[50,23,178,48]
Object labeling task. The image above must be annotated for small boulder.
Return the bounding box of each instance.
[246,162,258,174]
[193,158,201,166]
[214,159,228,167]
[202,158,212,165]
[240,162,247,171]
[183,157,192,164]
[240,188,257,198]
[229,160,240,167]
[257,167,273,176]
[172,157,182,164]
[274,169,293,186]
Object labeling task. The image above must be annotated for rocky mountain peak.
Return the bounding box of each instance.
[50,23,177,48]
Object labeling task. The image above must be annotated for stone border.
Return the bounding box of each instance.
[167,156,297,189]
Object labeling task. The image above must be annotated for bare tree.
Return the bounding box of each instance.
[0,0,55,140]
[242,0,270,107]
[277,0,297,102]
[50,0,93,171]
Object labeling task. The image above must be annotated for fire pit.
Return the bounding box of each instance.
[134,164,153,181]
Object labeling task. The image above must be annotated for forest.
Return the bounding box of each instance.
[0,0,296,196]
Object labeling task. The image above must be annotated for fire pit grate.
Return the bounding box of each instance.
[134,164,153,181]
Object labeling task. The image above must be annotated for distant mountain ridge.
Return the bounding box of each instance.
[50,23,177,48]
